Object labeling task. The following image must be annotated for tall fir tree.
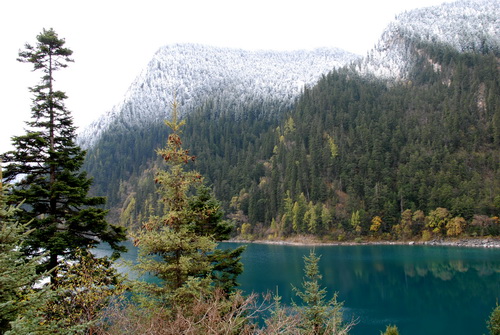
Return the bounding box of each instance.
[133,99,244,306]
[1,29,126,280]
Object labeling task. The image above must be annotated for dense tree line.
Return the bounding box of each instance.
[4,29,500,334]
[83,95,284,230]
[83,41,499,241]
[239,42,500,240]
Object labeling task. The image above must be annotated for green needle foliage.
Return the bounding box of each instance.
[488,303,500,335]
[7,249,125,335]
[1,28,126,280]
[133,100,244,307]
[188,184,245,293]
[293,250,355,334]
[0,169,47,334]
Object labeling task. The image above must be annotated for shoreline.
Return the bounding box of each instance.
[227,237,500,248]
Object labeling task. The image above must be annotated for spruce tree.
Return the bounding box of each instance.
[1,29,126,280]
[133,100,244,305]
[0,168,47,334]
[293,250,355,334]
[188,184,245,293]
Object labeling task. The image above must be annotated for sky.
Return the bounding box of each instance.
[0,0,455,152]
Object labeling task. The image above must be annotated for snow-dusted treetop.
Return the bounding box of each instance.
[358,0,500,79]
[78,44,359,148]
[79,0,500,148]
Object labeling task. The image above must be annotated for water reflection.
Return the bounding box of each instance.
[229,244,500,335]
[403,251,500,281]
[95,242,500,335]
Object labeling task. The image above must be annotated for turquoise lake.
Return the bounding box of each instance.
[94,241,500,334]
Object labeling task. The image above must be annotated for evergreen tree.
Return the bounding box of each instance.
[133,100,243,305]
[292,193,308,234]
[488,303,500,335]
[188,184,245,293]
[188,184,233,240]
[306,201,319,234]
[0,168,47,334]
[1,29,126,279]
[292,250,355,334]
[281,190,294,236]
[7,249,125,335]
[350,210,362,235]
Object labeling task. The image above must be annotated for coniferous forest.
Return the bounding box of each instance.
[2,17,500,333]
[84,40,500,241]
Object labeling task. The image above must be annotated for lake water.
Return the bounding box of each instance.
[94,241,500,335]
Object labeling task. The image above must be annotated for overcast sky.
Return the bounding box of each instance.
[1,0,455,152]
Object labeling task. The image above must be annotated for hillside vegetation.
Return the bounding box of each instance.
[187,42,500,240]
[84,41,500,241]
[81,0,500,241]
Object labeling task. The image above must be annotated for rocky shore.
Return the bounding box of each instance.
[415,238,500,248]
[230,237,500,248]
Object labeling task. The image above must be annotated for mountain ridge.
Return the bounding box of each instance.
[79,0,500,149]
[357,0,500,79]
[79,0,500,232]
[78,45,359,148]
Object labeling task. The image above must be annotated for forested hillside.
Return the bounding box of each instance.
[81,45,357,224]
[167,40,497,239]
[221,42,500,239]
[83,97,284,226]
[82,0,500,241]
[88,41,500,241]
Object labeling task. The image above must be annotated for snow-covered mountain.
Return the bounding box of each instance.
[79,0,500,149]
[78,45,359,148]
[357,0,500,79]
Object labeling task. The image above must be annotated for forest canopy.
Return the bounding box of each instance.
[83,41,500,241]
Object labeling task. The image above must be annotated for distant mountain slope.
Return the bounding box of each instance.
[80,0,500,232]
[357,0,500,79]
[79,0,500,149]
[78,45,359,148]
